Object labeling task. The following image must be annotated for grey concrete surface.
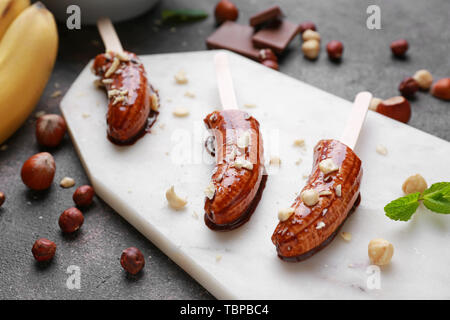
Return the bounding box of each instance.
[0,0,449,299]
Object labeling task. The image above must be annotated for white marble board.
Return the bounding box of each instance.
[60,50,450,299]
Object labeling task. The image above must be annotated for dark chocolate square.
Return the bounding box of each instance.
[252,20,300,54]
[249,5,283,27]
[206,21,260,60]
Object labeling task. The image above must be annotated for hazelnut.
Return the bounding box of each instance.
[0,191,5,207]
[258,49,277,62]
[214,0,238,24]
[368,238,394,266]
[301,189,319,207]
[58,207,84,233]
[302,39,320,60]
[302,29,321,42]
[402,174,427,194]
[431,78,450,101]
[32,238,56,262]
[299,21,316,34]
[390,39,408,57]
[369,97,383,111]
[376,96,411,123]
[326,40,343,60]
[319,159,339,174]
[36,114,67,147]
[413,70,433,90]
[21,152,56,190]
[73,185,95,207]
[261,59,279,70]
[120,247,145,275]
[398,77,419,98]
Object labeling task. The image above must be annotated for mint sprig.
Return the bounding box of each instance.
[384,182,450,221]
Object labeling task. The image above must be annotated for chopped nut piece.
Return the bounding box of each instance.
[340,232,352,241]
[237,131,250,149]
[192,211,199,219]
[335,184,342,197]
[35,111,46,118]
[319,159,339,174]
[105,57,120,78]
[233,157,253,170]
[295,158,302,166]
[301,189,319,206]
[402,174,427,194]
[107,89,121,97]
[165,186,187,210]
[293,139,305,147]
[112,96,126,105]
[51,90,62,98]
[269,156,281,167]
[150,93,159,111]
[184,91,195,98]
[376,144,388,155]
[60,177,75,188]
[316,221,326,229]
[174,71,188,84]
[243,103,256,108]
[82,113,90,119]
[173,107,189,117]
[278,207,295,222]
[102,79,113,84]
[204,183,216,200]
[216,255,222,262]
[368,238,394,266]
[319,190,332,196]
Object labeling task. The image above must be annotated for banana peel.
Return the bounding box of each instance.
[0,2,58,144]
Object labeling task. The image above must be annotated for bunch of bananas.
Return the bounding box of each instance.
[0,0,58,144]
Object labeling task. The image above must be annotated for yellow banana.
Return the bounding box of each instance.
[0,0,30,41]
[0,2,58,144]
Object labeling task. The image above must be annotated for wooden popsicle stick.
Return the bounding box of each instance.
[214,52,239,110]
[97,17,124,54]
[340,91,372,150]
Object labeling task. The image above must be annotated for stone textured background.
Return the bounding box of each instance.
[0,0,449,299]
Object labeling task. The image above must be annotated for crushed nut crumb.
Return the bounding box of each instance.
[175,71,188,84]
[51,90,62,98]
[293,139,305,147]
[269,156,281,167]
[243,103,256,108]
[341,232,352,241]
[184,91,195,98]
[335,184,342,197]
[376,144,388,156]
[233,157,253,170]
[173,107,189,117]
[316,221,326,229]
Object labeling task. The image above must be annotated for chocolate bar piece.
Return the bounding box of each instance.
[206,21,260,60]
[249,5,283,27]
[252,20,300,54]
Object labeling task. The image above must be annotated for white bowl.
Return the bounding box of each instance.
[41,0,160,25]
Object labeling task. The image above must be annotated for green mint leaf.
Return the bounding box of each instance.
[422,183,450,214]
[162,9,208,22]
[422,182,450,198]
[384,192,421,221]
